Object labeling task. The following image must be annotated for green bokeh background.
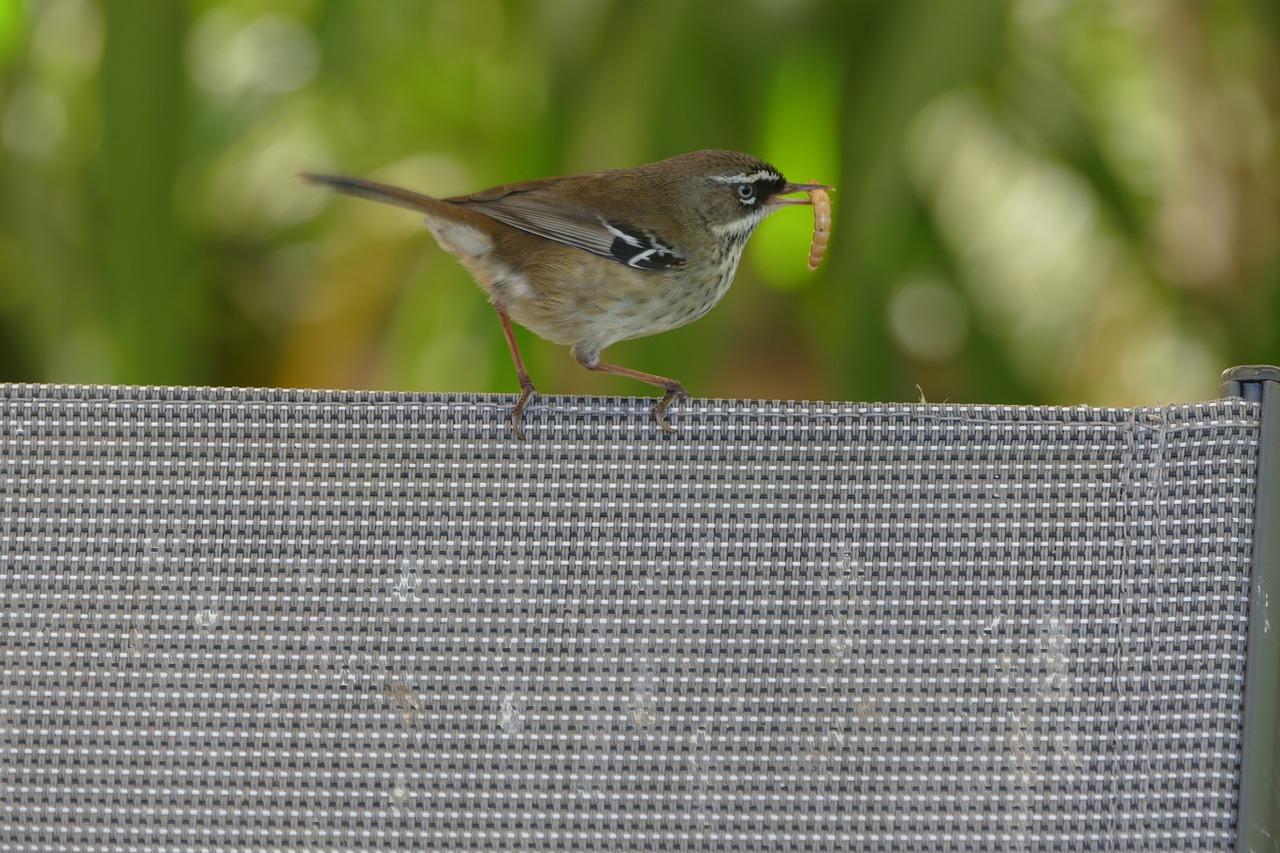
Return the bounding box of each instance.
[1,0,1278,407]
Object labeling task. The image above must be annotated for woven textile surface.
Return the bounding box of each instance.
[0,384,1261,851]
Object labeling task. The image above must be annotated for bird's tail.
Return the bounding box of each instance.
[298,173,448,215]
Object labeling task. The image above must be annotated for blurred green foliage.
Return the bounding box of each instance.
[1,0,1278,406]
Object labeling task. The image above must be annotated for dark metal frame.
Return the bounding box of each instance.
[1223,366,1280,853]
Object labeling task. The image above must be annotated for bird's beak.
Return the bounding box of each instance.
[768,181,834,207]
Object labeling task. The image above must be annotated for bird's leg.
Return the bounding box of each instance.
[573,351,688,434]
[496,308,536,440]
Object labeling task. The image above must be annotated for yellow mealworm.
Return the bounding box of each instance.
[807,187,831,271]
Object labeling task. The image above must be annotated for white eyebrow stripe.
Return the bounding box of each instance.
[710,170,781,185]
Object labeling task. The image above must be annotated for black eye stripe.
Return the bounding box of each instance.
[711,168,788,206]
[733,175,787,204]
[761,174,787,197]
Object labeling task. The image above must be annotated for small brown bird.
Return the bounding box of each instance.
[301,150,829,438]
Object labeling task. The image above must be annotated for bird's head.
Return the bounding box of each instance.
[663,150,831,243]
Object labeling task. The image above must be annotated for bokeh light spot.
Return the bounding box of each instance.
[887,277,969,362]
[2,81,66,161]
[187,10,319,98]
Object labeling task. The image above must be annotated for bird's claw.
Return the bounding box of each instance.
[510,382,685,437]
[509,383,537,441]
[652,385,689,434]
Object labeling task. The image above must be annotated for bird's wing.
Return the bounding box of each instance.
[453,184,687,271]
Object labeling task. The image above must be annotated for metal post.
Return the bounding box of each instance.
[1224,366,1280,853]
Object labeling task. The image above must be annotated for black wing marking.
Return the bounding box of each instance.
[454,187,687,271]
[601,220,686,270]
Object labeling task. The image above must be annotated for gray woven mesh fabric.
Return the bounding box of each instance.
[0,384,1261,851]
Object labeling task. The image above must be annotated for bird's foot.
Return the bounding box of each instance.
[651,384,689,434]
[509,381,537,441]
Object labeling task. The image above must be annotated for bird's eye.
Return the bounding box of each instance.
[736,183,756,200]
